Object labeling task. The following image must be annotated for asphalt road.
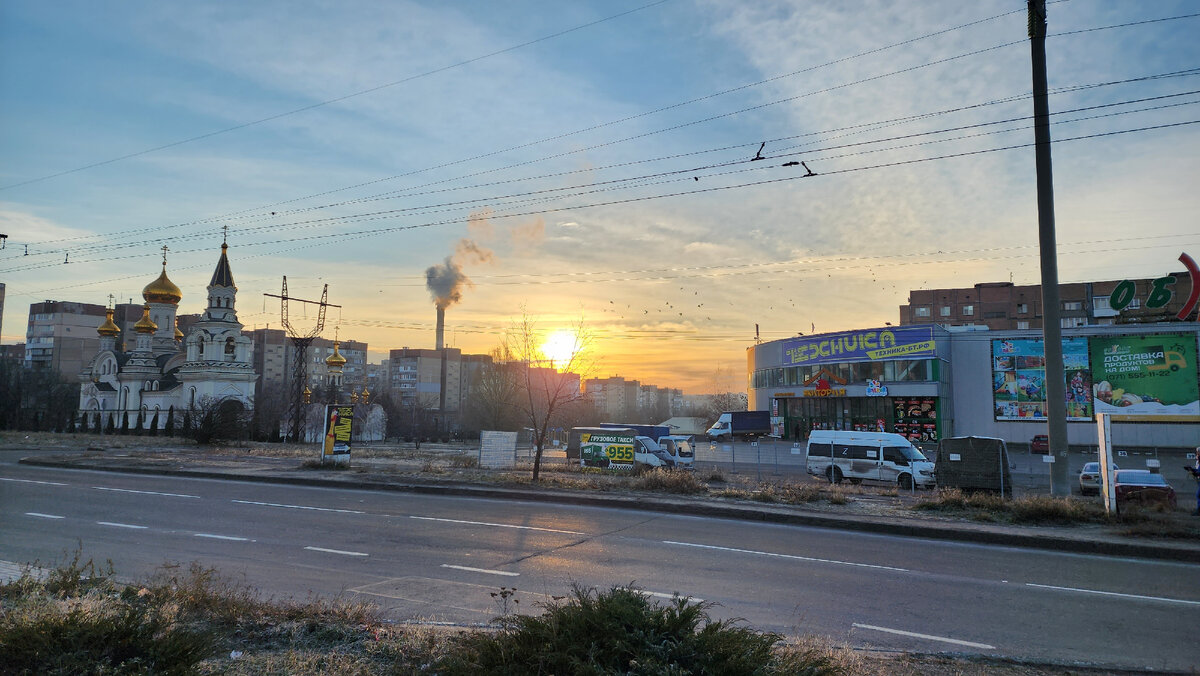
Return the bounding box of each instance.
[690,439,1198,497]
[2,453,1197,671]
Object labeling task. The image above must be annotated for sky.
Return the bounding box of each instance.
[2,0,1198,393]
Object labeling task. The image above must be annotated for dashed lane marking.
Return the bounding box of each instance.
[0,477,67,486]
[234,500,365,514]
[853,623,996,650]
[94,486,200,499]
[664,540,908,572]
[410,515,584,535]
[194,533,252,542]
[304,546,368,557]
[25,512,64,519]
[97,521,148,529]
[441,564,519,577]
[1026,583,1200,606]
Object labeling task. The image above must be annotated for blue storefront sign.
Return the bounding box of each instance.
[782,326,936,366]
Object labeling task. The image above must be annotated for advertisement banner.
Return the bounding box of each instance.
[1089,333,1200,421]
[992,338,1093,422]
[782,326,935,366]
[579,431,635,471]
[892,397,938,442]
[321,405,354,463]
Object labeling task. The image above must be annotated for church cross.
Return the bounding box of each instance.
[161,245,169,266]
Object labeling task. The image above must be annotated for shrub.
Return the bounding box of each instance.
[0,556,216,675]
[632,468,707,494]
[1008,496,1089,525]
[449,454,479,469]
[438,584,843,675]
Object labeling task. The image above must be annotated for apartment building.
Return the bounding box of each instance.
[899,274,1194,330]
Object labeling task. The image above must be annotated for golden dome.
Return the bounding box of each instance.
[143,263,182,305]
[174,320,184,340]
[134,304,158,334]
[97,308,121,337]
[325,341,347,369]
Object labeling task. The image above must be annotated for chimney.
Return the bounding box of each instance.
[435,307,445,350]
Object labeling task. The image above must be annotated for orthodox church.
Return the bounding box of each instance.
[78,241,256,428]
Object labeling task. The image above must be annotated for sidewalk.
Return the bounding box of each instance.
[17,449,1200,564]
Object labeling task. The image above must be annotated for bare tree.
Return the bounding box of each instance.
[505,312,595,482]
[462,345,524,434]
[705,365,746,422]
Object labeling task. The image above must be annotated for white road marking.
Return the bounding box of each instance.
[304,546,368,557]
[664,540,908,572]
[0,477,67,486]
[97,521,148,529]
[853,623,996,650]
[1026,583,1200,606]
[234,499,365,514]
[194,533,252,542]
[639,589,703,602]
[25,512,64,519]
[94,486,200,499]
[411,515,584,535]
[441,564,519,577]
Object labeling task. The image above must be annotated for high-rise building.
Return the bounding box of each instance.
[387,347,492,428]
[248,329,368,403]
[25,300,108,378]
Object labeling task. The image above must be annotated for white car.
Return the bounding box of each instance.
[1078,461,1119,496]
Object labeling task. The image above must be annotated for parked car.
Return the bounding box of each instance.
[1030,434,1049,454]
[1113,470,1176,509]
[1077,461,1119,496]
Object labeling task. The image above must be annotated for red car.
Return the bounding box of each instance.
[1030,434,1049,454]
[1113,470,1176,510]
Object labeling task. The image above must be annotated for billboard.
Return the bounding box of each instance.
[1089,333,1200,421]
[782,326,936,367]
[579,431,635,471]
[321,405,354,463]
[992,337,1093,421]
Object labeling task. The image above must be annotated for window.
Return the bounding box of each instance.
[1061,317,1087,328]
[1127,297,1141,309]
[1017,303,1029,314]
[939,306,951,317]
[914,306,931,318]
[1063,301,1082,311]
[1093,296,1111,311]
[961,305,974,316]
[1017,320,1030,330]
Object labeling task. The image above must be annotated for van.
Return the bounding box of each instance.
[570,427,673,471]
[656,435,695,469]
[805,430,935,489]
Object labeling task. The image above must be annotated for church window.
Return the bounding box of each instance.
[198,339,204,358]
[225,337,235,355]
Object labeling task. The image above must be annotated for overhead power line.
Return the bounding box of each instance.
[8,72,1196,260]
[0,0,675,192]
[6,116,1197,278]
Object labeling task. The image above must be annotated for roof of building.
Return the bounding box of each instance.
[209,242,235,289]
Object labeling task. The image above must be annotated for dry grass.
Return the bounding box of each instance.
[631,468,708,494]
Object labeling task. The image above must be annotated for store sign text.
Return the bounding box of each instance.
[783,326,936,366]
[803,388,846,397]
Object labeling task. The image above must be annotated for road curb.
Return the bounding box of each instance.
[18,456,1200,563]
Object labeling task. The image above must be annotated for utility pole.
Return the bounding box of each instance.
[1029,0,1070,495]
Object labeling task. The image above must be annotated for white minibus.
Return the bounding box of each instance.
[805,430,935,489]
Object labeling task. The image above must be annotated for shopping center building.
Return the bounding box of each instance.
[747,323,1200,450]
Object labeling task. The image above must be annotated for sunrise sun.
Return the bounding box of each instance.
[540,329,580,369]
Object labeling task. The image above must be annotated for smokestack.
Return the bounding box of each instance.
[435,307,445,351]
